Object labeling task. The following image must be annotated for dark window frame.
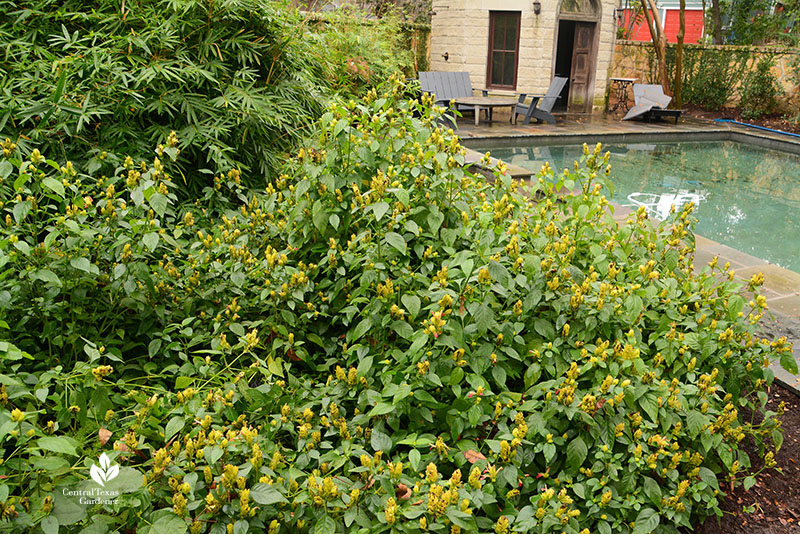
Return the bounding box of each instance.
[486,11,521,90]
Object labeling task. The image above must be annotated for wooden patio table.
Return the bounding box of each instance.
[453,96,520,126]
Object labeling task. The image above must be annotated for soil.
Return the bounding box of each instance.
[692,383,800,534]
[682,104,800,135]
[606,92,800,135]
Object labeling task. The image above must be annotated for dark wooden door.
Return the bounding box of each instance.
[568,22,595,112]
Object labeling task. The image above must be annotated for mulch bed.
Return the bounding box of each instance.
[695,384,800,534]
[682,104,800,135]
[607,93,800,134]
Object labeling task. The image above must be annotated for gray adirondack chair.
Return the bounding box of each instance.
[622,84,682,123]
[418,71,488,117]
[514,77,568,125]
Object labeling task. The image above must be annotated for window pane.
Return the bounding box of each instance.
[493,17,505,50]
[504,18,517,50]
[502,52,515,86]
[491,53,504,86]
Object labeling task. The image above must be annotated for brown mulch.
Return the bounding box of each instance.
[607,93,800,134]
[695,384,800,534]
[683,104,800,135]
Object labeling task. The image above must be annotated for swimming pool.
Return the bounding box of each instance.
[481,141,800,273]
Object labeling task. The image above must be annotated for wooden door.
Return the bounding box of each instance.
[568,22,595,112]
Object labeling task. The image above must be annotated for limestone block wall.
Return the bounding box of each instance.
[429,0,618,111]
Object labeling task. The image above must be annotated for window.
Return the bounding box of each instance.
[487,11,521,89]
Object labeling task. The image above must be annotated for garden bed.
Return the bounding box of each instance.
[696,383,800,534]
[682,105,800,135]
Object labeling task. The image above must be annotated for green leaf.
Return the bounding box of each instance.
[37,436,78,456]
[52,490,87,525]
[686,410,707,439]
[409,449,421,471]
[42,176,65,198]
[142,232,160,252]
[393,188,409,207]
[204,445,223,466]
[473,304,493,335]
[566,436,588,470]
[780,351,799,375]
[40,516,59,534]
[368,402,395,417]
[0,161,12,180]
[372,201,390,221]
[231,271,245,288]
[13,240,31,255]
[391,320,414,340]
[350,318,371,342]
[70,257,92,273]
[149,193,168,217]
[165,416,185,441]
[149,512,187,534]
[639,391,659,423]
[385,231,406,253]
[175,376,194,389]
[314,515,336,534]
[250,483,289,505]
[446,509,477,530]
[370,428,392,452]
[312,200,327,232]
[643,476,662,505]
[401,295,421,318]
[329,213,340,229]
[743,475,756,491]
[633,507,660,534]
[32,269,62,287]
[543,443,556,462]
[698,467,719,489]
[13,201,30,223]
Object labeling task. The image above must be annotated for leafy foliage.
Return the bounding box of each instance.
[0,0,411,193]
[0,78,792,533]
[740,57,783,119]
[662,46,752,111]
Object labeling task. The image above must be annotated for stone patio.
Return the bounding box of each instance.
[458,112,800,393]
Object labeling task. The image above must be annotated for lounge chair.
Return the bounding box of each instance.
[514,77,568,125]
[622,84,683,124]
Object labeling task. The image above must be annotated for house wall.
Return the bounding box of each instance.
[622,8,705,43]
[429,0,618,111]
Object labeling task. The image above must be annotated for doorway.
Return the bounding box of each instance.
[553,20,574,112]
[553,0,600,113]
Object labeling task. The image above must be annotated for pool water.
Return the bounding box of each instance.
[483,141,800,273]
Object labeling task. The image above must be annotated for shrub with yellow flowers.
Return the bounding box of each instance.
[0,76,793,533]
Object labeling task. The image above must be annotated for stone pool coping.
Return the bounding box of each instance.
[458,117,800,395]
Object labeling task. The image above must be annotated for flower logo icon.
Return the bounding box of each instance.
[90,453,119,487]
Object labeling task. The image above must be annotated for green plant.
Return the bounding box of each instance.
[0,78,793,533]
[0,0,412,194]
[740,57,783,119]
[308,9,415,95]
[659,45,750,110]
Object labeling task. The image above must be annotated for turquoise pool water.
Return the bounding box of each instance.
[482,141,800,273]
